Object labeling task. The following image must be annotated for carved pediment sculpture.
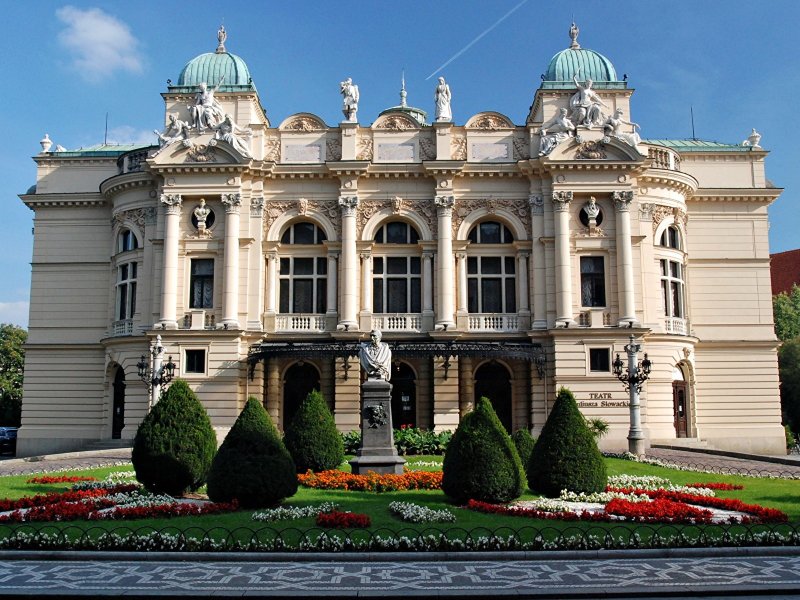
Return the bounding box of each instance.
[373,113,419,130]
[465,112,514,130]
[283,116,326,132]
[575,140,607,160]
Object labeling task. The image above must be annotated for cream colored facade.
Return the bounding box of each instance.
[18,31,784,456]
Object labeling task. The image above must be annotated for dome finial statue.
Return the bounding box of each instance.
[569,22,580,50]
[400,71,407,108]
[216,24,227,54]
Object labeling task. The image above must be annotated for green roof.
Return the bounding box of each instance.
[644,139,753,152]
[42,144,153,158]
[542,46,623,89]
[175,51,254,92]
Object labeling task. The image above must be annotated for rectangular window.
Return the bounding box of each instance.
[387,279,408,312]
[293,279,313,313]
[580,256,606,307]
[316,279,327,313]
[410,278,421,313]
[589,348,611,372]
[190,259,214,309]
[279,280,289,313]
[185,349,206,374]
[467,279,478,313]
[481,279,502,312]
[373,279,383,313]
[505,278,516,313]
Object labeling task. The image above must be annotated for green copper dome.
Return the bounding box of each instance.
[542,24,625,89]
[177,51,253,90]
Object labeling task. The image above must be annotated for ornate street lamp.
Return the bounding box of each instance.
[137,334,176,408]
[612,334,652,456]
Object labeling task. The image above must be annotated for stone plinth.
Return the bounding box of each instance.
[349,379,406,475]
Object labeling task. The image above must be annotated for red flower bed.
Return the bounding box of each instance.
[605,497,713,523]
[316,510,371,528]
[686,482,744,491]
[0,485,138,513]
[298,469,442,492]
[466,499,609,522]
[26,476,98,485]
[0,498,116,523]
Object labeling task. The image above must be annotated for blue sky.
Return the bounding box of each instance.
[2,1,798,328]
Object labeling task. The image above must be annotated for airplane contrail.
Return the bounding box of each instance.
[425,0,530,80]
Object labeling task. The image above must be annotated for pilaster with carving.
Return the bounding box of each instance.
[528,194,544,216]
[250,197,265,218]
[552,190,573,212]
[160,193,183,214]
[612,190,634,212]
[528,193,546,329]
[612,190,636,326]
[221,193,242,213]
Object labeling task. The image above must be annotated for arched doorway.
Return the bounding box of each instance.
[474,362,512,432]
[391,362,416,429]
[112,367,126,439]
[672,365,689,438]
[282,362,321,430]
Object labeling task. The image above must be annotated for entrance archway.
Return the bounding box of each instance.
[672,365,689,438]
[112,367,126,439]
[282,362,321,430]
[474,362,512,432]
[391,362,416,428]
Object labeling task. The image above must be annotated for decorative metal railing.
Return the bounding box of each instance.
[276,314,327,332]
[372,314,423,333]
[467,314,519,332]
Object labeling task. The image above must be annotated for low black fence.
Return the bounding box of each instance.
[1,522,799,553]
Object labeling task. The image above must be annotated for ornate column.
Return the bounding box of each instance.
[246,197,265,331]
[158,193,182,329]
[265,250,278,314]
[338,195,359,329]
[221,193,241,329]
[552,191,575,327]
[435,195,456,330]
[529,194,547,329]
[518,250,530,314]
[326,250,339,316]
[613,190,637,326]
[456,251,468,314]
[422,250,434,315]
[360,250,373,329]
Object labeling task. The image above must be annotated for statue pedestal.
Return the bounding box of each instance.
[349,379,406,475]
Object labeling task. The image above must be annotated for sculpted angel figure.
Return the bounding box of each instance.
[190,77,225,132]
[434,77,452,122]
[154,114,190,154]
[359,329,391,381]
[340,77,359,122]
[214,114,253,158]
[570,73,608,127]
[538,108,576,156]
[604,108,641,148]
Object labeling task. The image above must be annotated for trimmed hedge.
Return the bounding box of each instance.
[511,429,536,472]
[284,390,344,473]
[442,397,525,504]
[132,379,216,496]
[527,387,607,497]
[207,397,297,507]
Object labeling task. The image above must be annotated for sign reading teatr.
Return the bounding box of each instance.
[578,393,630,408]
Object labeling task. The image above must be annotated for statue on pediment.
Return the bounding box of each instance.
[538,108,576,156]
[570,73,608,128]
[604,108,641,148]
[340,78,359,122]
[213,114,253,158]
[153,114,191,155]
[190,77,225,132]
[434,77,452,122]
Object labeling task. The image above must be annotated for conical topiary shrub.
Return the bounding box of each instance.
[527,387,607,497]
[442,397,525,504]
[511,429,536,474]
[132,379,217,496]
[206,397,297,507]
[283,389,344,473]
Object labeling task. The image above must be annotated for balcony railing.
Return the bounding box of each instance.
[276,314,327,333]
[665,316,688,335]
[372,314,423,333]
[111,319,134,337]
[647,146,681,171]
[467,314,519,332]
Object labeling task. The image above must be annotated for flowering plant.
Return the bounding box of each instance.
[388,501,455,523]
[605,497,713,523]
[26,475,97,485]
[316,510,371,528]
[252,502,339,522]
[298,469,442,492]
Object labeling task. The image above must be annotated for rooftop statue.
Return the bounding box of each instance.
[604,108,641,148]
[434,77,452,122]
[538,108,576,156]
[359,329,391,381]
[570,72,608,128]
[216,25,227,54]
[213,114,253,158]
[153,114,190,155]
[189,77,226,132]
[340,77,359,123]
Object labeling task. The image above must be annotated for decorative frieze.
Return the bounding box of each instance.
[264,139,280,162]
[451,134,467,160]
[111,207,156,232]
[575,141,606,160]
[453,197,530,237]
[512,135,530,160]
[185,144,217,163]
[357,137,374,161]
[284,117,325,132]
[419,135,436,161]
[326,138,342,161]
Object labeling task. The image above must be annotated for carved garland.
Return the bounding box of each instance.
[419,136,436,161]
[647,203,688,233]
[468,115,511,130]
[377,116,416,131]
[451,134,467,160]
[575,140,607,160]
[326,138,342,161]
[357,138,374,161]
[264,139,280,162]
[185,144,217,163]
[284,117,325,132]
[512,136,530,160]
[111,207,156,232]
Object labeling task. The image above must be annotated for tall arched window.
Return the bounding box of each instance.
[659,225,681,250]
[113,229,140,335]
[656,224,687,334]
[466,221,516,313]
[372,221,421,313]
[279,222,327,314]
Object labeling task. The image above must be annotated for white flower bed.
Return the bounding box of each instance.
[388,501,456,523]
[606,475,716,496]
[405,461,442,468]
[557,489,652,504]
[252,502,339,522]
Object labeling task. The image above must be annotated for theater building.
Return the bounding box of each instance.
[18,26,785,456]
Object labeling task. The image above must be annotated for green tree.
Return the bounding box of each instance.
[780,338,800,433]
[283,390,343,472]
[0,324,26,427]
[774,285,800,342]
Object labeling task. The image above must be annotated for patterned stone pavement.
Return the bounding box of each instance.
[0,551,799,597]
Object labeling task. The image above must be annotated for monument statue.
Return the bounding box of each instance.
[359,329,391,381]
[193,199,211,237]
[434,77,452,122]
[584,196,600,220]
[538,108,576,156]
[216,25,227,53]
[340,77,359,122]
[154,114,190,155]
[213,114,253,158]
[570,73,608,127]
[604,108,641,148]
[190,77,225,132]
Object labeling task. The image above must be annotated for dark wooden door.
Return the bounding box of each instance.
[391,362,416,429]
[672,381,688,438]
[112,369,125,439]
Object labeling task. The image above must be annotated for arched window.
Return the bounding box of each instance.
[373,221,421,314]
[660,259,685,318]
[113,229,140,334]
[659,225,681,250]
[467,221,516,313]
[656,224,687,333]
[279,221,327,314]
[118,229,139,253]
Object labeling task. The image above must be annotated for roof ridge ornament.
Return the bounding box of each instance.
[216,25,227,54]
[400,71,407,108]
[569,22,580,49]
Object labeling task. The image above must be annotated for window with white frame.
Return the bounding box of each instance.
[467,221,516,313]
[372,222,421,313]
[660,259,685,318]
[118,229,139,253]
[184,349,206,375]
[659,225,681,250]
[279,222,328,313]
[190,258,214,309]
[116,262,137,320]
[580,256,606,307]
[589,348,611,372]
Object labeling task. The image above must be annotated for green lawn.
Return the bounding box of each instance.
[0,458,799,550]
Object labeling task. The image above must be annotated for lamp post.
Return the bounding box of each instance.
[612,334,652,456]
[137,334,176,408]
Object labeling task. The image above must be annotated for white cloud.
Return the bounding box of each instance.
[105,125,157,146]
[0,302,29,330]
[56,5,144,83]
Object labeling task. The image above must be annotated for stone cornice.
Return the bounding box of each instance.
[20,192,106,209]
[363,164,426,178]
[100,172,156,198]
[639,169,699,195]
[461,163,523,178]
[688,187,782,203]
[148,163,247,175]
[268,164,329,179]
[422,160,465,176]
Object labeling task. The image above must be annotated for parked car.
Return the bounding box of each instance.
[0,427,17,454]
